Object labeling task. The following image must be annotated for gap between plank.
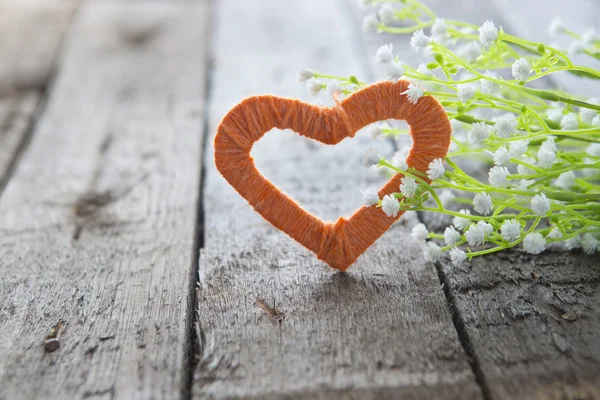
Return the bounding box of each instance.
[0,4,80,201]
[182,0,215,398]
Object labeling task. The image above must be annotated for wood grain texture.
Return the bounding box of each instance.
[0,2,207,399]
[350,1,600,398]
[194,0,481,398]
[0,0,77,190]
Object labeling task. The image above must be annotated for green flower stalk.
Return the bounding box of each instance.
[299,0,600,265]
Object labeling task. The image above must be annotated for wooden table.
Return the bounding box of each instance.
[0,0,598,399]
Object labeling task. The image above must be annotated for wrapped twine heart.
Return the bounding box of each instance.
[214,80,451,271]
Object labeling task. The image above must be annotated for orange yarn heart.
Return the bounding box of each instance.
[214,80,451,271]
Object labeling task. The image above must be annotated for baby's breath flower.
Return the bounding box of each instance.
[555,171,576,190]
[511,58,531,82]
[384,62,404,81]
[400,176,418,198]
[431,18,448,38]
[469,122,491,144]
[582,28,598,47]
[453,209,472,231]
[427,158,445,180]
[459,42,481,63]
[401,83,424,104]
[381,194,400,217]
[493,146,511,166]
[298,67,314,83]
[439,189,456,208]
[518,157,537,175]
[425,242,442,262]
[457,84,476,103]
[580,98,599,124]
[478,20,498,48]
[564,235,581,250]
[417,63,432,76]
[391,150,408,170]
[531,193,551,216]
[411,223,429,242]
[500,219,521,242]
[494,114,518,138]
[378,4,396,24]
[540,136,558,153]
[547,106,564,123]
[473,192,493,215]
[307,79,323,96]
[361,187,379,206]
[581,233,599,255]
[509,139,529,157]
[444,226,461,246]
[327,81,343,98]
[366,122,386,138]
[375,44,394,65]
[549,18,565,37]
[488,166,510,187]
[465,222,486,246]
[586,143,600,157]
[450,247,467,266]
[479,70,495,94]
[362,147,380,168]
[547,228,564,250]
[561,113,579,130]
[410,29,430,53]
[362,13,379,32]
[568,41,585,56]
[537,148,556,169]
[523,232,546,254]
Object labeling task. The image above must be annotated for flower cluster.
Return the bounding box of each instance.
[299,0,600,265]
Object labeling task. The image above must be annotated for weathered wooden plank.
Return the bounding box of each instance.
[0,0,77,191]
[193,0,481,398]
[0,2,207,399]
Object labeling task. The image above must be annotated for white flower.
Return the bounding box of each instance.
[453,209,472,231]
[509,139,529,157]
[457,84,476,103]
[431,18,448,38]
[376,44,394,65]
[361,147,380,168]
[540,136,558,153]
[401,83,424,104]
[518,179,535,191]
[511,58,531,82]
[459,42,480,63]
[417,63,432,77]
[549,18,565,37]
[586,143,600,157]
[582,28,598,47]
[410,29,430,53]
[465,221,492,246]
[547,228,564,250]
[473,192,493,215]
[378,4,396,24]
[307,79,323,96]
[537,148,556,169]
[381,194,400,217]
[478,20,498,48]
[400,176,418,198]
[327,81,343,98]
[439,189,456,208]
[555,171,576,190]
[568,41,584,56]
[361,187,379,206]
[362,13,379,32]
[444,226,461,246]
[384,62,404,81]
[531,193,551,216]
[366,122,386,138]
[425,242,442,262]
[488,166,510,187]
[494,114,517,138]
[547,107,564,123]
[450,247,467,266]
[391,150,408,170]
[564,235,581,250]
[500,219,521,242]
[469,122,491,144]
[581,233,599,255]
[411,223,429,242]
[493,146,511,166]
[523,232,546,254]
[479,70,495,94]
[427,158,445,180]
[518,157,537,175]
[593,114,600,126]
[561,113,579,130]
[580,98,599,124]
[298,67,314,83]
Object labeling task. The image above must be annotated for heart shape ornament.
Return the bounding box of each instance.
[214,80,451,271]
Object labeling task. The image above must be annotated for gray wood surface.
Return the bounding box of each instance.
[193,0,480,398]
[0,2,207,399]
[0,0,77,193]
